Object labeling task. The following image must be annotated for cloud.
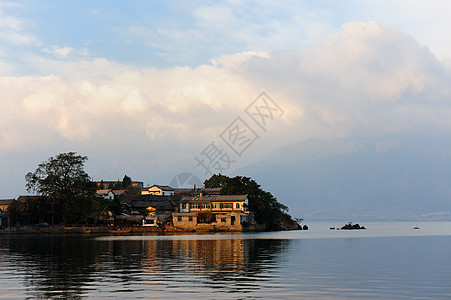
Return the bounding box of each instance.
[2,21,451,197]
[41,46,75,58]
[2,21,451,150]
[0,3,36,45]
[239,21,451,138]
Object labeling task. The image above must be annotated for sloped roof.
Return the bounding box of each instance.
[96,189,112,195]
[119,194,177,210]
[174,187,222,195]
[0,199,14,206]
[115,214,143,221]
[112,190,127,196]
[181,195,248,202]
[148,185,174,191]
[16,195,45,202]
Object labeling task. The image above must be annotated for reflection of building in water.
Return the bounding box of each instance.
[138,238,250,282]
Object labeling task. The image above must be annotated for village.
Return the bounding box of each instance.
[0,180,279,233]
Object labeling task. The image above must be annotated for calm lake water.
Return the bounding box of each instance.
[1,221,450,299]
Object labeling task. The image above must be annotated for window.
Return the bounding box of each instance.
[221,218,226,223]
[236,203,240,209]
[189,216,193,222]
[222,203,232,209]
[177,216,182,222]
[190,203,200,209]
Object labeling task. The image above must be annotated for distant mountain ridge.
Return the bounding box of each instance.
[237,135,451,221]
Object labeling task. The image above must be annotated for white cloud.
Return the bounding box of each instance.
[2,21,451,151]
[41,46,75,58]
[2,21,451,196]
[358,0,451,60]
[0,4,36,45]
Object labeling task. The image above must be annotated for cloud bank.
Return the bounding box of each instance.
[1,22,451,196]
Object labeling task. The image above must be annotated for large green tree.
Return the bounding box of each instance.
[25,152,98,225]
[204,174,291,226]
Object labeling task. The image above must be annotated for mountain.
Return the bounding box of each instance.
[237,135,451,221]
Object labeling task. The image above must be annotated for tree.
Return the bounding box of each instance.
[113,180,122,190]
[204,174,293,226]
[25,152,97,225]
[122,175,132,189]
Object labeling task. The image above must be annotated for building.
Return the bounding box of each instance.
[118,194,177,226]
[0,199,14,228]
[96,189,127,200]
[173,187,222,197]
[173,195,250,231]
[141,185,175,196]
[96,189,115,200]
[0,198,14,212]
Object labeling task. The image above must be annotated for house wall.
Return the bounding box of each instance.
[185,201,245,213]
[172,214,197,231]
[142,186,175,196]
[171,211,245,232]
[143,216,157,227]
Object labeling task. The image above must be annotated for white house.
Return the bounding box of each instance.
[96,189,115,200]
[141,185,175,196]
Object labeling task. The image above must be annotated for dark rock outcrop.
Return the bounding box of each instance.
[341,223,366,230]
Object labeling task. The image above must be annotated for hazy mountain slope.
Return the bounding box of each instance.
[237,136,451,220]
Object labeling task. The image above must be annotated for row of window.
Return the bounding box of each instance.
[182,202,241,210]
[176,216,227,223]
[177,216,193,222]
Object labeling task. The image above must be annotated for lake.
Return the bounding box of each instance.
[1,221,450,299]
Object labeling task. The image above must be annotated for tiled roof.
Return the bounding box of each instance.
[112,190,126,196]
[16,195,45,202]
[0,199,14,205]
[96,189,112,195]
[181,195,248,202]
[119,194,177,210]
[152,185,174,191]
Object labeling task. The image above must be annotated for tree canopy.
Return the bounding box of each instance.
[25,152,94,197]
[204,174,290,226]
[25,152,99,225]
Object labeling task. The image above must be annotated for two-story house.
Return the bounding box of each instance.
[172,195,249,231]
[141,185,175,196]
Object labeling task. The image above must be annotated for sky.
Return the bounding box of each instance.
[1,0,451,198]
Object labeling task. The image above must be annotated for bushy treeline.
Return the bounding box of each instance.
[204,174,293,227]
[12,152,122,226]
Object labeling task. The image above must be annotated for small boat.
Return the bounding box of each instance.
[414,226,420,230]
[82,229,92,234]
[108,228,132,234]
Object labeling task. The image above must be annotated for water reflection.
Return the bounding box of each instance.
[1,234,109,299]
[0,234,290,299]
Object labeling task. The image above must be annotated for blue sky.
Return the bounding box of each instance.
[1,1,451,198]
[4,1,449,73]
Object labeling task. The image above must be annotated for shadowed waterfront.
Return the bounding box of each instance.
[1,222,451,299]
[0,234,288,299]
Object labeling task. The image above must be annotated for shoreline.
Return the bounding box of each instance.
[0,224,298,234]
